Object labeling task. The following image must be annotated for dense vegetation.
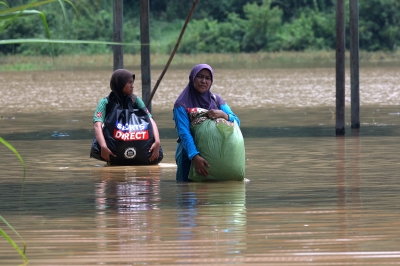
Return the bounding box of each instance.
[1,0,399,56]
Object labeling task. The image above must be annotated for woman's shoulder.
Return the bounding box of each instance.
[135,95,146,108]
[212,93,226,106]
[173,106,187,118]
[97,97,108,106]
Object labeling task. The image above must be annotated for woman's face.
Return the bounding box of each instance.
[122,77,134,95]
[193,69,212,94]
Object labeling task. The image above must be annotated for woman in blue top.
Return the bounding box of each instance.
[173,64,240,182]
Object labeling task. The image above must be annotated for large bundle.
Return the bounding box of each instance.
[90,99,163,165]
[188,108,245,181]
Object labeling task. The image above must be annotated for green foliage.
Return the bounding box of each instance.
[149,19,182,54]
[0,0,140,56]
[359,0,400,51]
[179,14,246,54]
[279,8,335,51]
[0,1,53,54]
[151,0,252,22]
[271,0,335,22]
[0,0,399,55]
[241,0,283,52]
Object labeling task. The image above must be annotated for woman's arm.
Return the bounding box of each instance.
[148,118,161,161]
[94,122,115,161]
[133,96,160,161]
[173,106,199,160]
[206,109,229,120]
[220,103,240,126]
[93,97,116,162]
[174,106,209,176]
[207,103,240,126]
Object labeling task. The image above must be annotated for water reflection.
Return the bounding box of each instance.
[335,132,362,208]
[173,182,247,256]
[91,168,247,261]
[94,166,161,212]
[93,166,163,258]
[335,133,363,253]
[349,130,361,209]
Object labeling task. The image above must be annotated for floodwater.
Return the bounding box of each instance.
[1,64,400,265]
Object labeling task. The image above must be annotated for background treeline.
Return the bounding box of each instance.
[1,0,399,56]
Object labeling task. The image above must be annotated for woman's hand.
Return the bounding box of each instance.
[94,122,116,162]
[192,154,209,176]
[101,146,116,162]
[207,109,228,120]
[149,141,160,161]
[149,118,161,162]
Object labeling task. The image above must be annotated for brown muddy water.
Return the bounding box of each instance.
[1,65,400,265]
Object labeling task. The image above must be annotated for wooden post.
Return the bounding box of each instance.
[113,0,123,71]
[336,0,346,135]
[140,0,152,112]
[350,0,360,129]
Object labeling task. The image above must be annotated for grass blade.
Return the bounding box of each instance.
[0,10,52,40]
[0,137,26,197]
[0,0,76,15]
[56,0,67,23]
[0,139,28,263]
[0,0,78,57]
[0,0,37,15]
[0,216,28,263]
[0,8,54,55]
[0,1,9,8]
[0,137,26,178]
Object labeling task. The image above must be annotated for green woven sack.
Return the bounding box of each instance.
[188,109,245,181]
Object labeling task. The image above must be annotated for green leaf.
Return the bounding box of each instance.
[0,1,10,8]
[0,10,51,38]
[56,0,68,23]
[0,8,54,55]
[0,137,26,178]
[0,216,28,263]
[0,0,65,15]
[0,9,42,20]
[0,137,26,197]
[0,0,78,57]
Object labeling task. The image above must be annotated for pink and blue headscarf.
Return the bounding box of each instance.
[174,64,224,110]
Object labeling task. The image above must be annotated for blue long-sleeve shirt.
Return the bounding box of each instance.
[173,104,240,160]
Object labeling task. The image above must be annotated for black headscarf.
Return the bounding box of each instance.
[108,69,136,107]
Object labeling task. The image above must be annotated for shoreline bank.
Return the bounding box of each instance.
[1,50,400,71]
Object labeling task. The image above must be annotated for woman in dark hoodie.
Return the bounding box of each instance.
[92,69,161,165]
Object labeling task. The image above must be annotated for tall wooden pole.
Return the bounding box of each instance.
[350,0,360,129]
[113,0,123,71]
[336,0,346,135]
[140,0,151,112]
